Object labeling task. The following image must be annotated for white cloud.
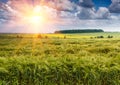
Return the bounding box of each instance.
[0,0,120,33]
[57,17,120,32]
[2,0,111,20]
[59,11,75,18]
[96,7,110,19]
[46,0,76,11]
[110,13,120,19]
[38,6,57,19]
[75,0,111,20]
[56,0,76,11]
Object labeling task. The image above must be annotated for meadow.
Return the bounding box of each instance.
[0,32,120,85]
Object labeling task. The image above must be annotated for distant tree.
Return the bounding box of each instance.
[17,35,23,38]
[55,29,104,34]
[108,35,113,38]
[97,36,104,38]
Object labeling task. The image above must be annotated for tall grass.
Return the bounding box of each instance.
[0,56,120,85]
[0,33,120,84]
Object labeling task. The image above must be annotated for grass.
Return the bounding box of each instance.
[0,32,120,85]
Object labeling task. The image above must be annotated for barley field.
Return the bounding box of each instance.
[0,33,120,85]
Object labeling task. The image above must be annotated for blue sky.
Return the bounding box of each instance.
[1,0,112,9]
[0,0,120,33]
[93,0,112,9]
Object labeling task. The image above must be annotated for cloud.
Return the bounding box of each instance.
[37,6,57,19]
[110,13,120,19]
[96,7,110,19]
[79,0,94,8]
[42,0,76,11]
[59,12,73,18]
[2,0,111,20]
[76,7,96,19]
[0,3,11,21]
[0,1,58,33]
[76,7,110,19]
[57,17,120,32]
[109,0,120,13]
[56,0,76,11]
[75,0,110,19]
[0,0,120,33]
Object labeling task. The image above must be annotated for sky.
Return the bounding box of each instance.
[0,0,120,33]
[93,0,111,9]
[0,0,112,7]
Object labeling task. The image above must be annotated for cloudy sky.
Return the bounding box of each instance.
[0,0,120,33]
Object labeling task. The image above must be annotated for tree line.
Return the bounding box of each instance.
[55,29,104,33]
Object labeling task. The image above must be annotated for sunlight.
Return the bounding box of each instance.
[33,6,42,14]
[29,6,45,25]
[10,3,57,33]
[30,15,44,24]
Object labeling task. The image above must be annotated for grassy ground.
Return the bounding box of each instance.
[0,33,120,85]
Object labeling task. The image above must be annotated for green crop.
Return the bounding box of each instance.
[0,33,120,85]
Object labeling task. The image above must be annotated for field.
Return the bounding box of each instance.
[0,32,120,85]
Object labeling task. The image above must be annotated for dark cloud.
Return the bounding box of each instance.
[0,0,8,3]
[76,8,96,19]
[79,0,94,8]
[109,0,120,13]
[76,7,110,19]
[0,2,11,21]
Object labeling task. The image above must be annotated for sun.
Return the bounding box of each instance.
[30,15,44,24]
[27,6,46,25]
[21,5,55,27]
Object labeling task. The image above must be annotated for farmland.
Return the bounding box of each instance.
[0,32,120,85]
